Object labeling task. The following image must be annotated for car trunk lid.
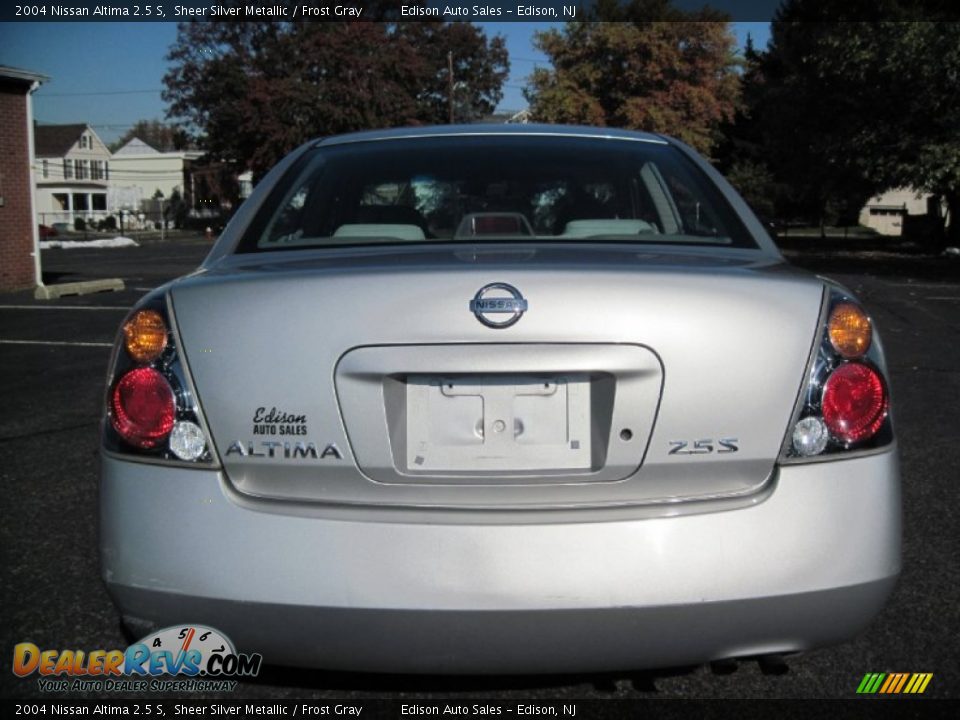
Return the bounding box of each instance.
[170,245,821,510]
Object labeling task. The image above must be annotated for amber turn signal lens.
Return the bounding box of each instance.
[828,302,872,358]
[123,309,168,363]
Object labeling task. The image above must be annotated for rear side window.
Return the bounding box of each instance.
[238,136,757,252]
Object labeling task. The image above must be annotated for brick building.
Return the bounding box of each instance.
[0,66,47,292]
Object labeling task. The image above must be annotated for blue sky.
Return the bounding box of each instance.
[0,21,771,145]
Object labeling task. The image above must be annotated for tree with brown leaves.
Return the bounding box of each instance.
[525,0,740,156]
[163,17,508,181]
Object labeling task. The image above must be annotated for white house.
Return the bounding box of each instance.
[33,128,251,231]
[34,123,111,228]
[859,187,939,236]
[109,137,205,215]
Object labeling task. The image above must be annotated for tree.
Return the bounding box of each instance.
[828,20,960,249]
[524,0,740,155]
[395,21,509,124]
[109,119,191,153]
[738,1,960,246]
[714,33,785,219]
[163,18,508,181]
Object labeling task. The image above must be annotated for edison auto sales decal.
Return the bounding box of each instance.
[252,406,307,436]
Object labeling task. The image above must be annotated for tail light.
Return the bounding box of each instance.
[821,363,888,443]
[780,288,893,462]
[110,367,176,448]
[103,294,217,465]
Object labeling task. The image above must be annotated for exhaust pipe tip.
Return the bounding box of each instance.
[758,653,790,675]
[710,658,739,675]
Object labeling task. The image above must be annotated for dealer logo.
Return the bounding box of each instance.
[13,624,262,692]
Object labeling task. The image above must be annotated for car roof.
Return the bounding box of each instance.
[314,124,671,147]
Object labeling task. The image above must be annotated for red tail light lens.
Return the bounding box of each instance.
[110,368,176,448]
[822,363,888,444]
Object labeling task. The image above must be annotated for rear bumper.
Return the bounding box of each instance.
[100,450,900,674]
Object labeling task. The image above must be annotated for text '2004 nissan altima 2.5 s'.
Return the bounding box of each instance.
[100,125,900,674]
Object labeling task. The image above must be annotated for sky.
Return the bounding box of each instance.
[0,21,772,146]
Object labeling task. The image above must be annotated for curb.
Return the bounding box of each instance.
[34,278,126,300]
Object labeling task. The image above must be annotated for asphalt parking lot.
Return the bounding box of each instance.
[1,237,957,700]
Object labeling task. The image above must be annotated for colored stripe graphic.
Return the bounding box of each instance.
[879,674,896,693]
[893,673,910,693]
[858,672,932,694]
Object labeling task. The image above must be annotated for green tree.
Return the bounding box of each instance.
[163,17,508,181]
[740,1,960,246]
[524,0,740,155]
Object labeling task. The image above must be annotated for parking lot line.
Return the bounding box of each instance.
[884,280,960,289]
[0,305,129,311]
[0,339,112,348]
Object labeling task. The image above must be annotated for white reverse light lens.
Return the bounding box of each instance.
[792,416,829,457]
[169,420,207,461]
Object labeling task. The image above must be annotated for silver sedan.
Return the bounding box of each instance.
[100,125,899,674]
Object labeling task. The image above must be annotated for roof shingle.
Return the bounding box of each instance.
[34,123,88,157]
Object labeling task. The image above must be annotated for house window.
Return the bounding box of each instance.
[104,162,109,181]
[42,160,48,178]
[75,159,89,180]
[63,159,73,180]
[91,161,102,180]
[92,194,107,211]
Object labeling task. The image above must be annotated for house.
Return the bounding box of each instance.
[473,109,532,124]
[506,108,532,124]
[31,127,250,232]
[859,187,941,237]
[109,137,205,221]
[0,65,47,292]
[34,123,111,229]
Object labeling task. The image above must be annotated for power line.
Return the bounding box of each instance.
[37,89,164,97]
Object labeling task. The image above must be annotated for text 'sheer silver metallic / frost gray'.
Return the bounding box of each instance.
[100,125,900,674]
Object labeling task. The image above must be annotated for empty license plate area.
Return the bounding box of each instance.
[335,344,662,486]
[405,375,592,473]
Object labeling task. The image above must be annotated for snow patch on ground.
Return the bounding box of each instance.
[41,236,139,249]
[944,247,959,256]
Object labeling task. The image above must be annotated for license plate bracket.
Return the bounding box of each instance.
[405,374,592,473]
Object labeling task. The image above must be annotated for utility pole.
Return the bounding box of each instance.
[158,193,166,242]
[447,51,454,124]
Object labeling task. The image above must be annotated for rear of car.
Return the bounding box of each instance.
[99,127,899,673]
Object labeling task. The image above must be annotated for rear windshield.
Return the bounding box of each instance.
[238,135,757,252]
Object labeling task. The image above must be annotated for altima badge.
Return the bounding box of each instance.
[225,441,342,460]
[470,283,527,328]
